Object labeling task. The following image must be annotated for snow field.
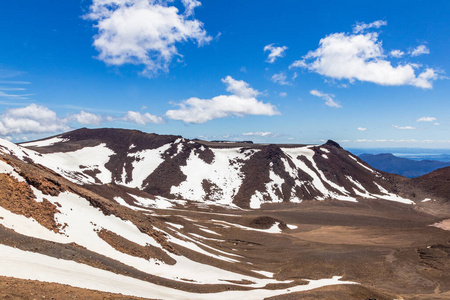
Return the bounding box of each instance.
[37,143,115,184]
[171,148,256,205]
[0,244,358,300]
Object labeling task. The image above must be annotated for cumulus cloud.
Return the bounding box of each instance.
[222,76,260,98]
[271,72,289,85]
[352,20,387,33]
[393,125,416,130]
[0,104,69,136]
[123,111,164,125]
[410,45,430,57]
[85,0,211,76]
[310,90,341,108]
[390,49,405,58]
[166,76,280,123]
[357,127,367,131]
[417,116,436,122]
[290,25,439,89]
[264,44,288,63]
[68,111,103,125]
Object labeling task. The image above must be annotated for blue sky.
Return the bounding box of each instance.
[0,0,449,148]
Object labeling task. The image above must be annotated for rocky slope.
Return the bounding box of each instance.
[0,128,449,299]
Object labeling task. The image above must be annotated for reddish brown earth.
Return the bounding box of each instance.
[0,173,61,233]
[0,276,148,300]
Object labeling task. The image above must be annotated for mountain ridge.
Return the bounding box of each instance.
[17,128,414,209]
[359,152,450,178]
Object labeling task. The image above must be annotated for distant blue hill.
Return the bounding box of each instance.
[358,153,450,178]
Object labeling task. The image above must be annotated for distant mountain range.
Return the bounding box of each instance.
[359,153,450,178]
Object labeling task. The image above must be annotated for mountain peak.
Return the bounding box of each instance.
[325,139,342,148]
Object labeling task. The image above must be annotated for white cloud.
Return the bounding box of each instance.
[0,104,69,136]
[271,72,289,85]
[410,45,430,57]
[85,0,211,76]
[310,90,341,108]
[181,0,201,16]
[69,111,103,125]
[357,127,367,131]
[390,49,405,58]
[279,92,287,97]
[0,81,31,85]
[222,76,260,98]
[264,44,288,63]
[124,111,164,125]
[393,125,416,130]
[166,76,280,123]
[416,116,436,122]
[352,20,387,33]
[242,132,274,137]
[290,28,439,89]
[434,122,440,126]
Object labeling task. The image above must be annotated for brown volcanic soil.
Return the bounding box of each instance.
[266,284,396,300]
[411,167,450,201]
[97,228,176,265]
[0,173,61,233]
[0,276,147,300]
[151,198,450,299]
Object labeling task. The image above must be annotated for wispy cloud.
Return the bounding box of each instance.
[393,125,416,130]
[0,91,33,100]
[357,127,367,131]
[166,76,280,123]
[264,44,288,63]
[310,90,341,108]
[0,87,26,91]
[271,72,289,85]
[85,0,211,76]
[352,20,387,33]
[0,81,31,85]
[242,131,277,137]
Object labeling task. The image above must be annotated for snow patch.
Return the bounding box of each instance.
[21,137,68,147]
[37,143,114,185]
[125,143,172,188]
